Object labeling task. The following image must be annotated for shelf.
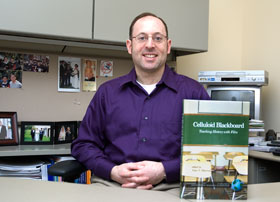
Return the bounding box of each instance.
[0,144,71,157]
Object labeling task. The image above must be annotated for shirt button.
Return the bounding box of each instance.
[144,116,148,120]
[142,137,147,142]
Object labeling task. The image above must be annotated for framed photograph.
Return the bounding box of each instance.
[20,122,54,145]
[54,121,78,144]
[0,112,19,145]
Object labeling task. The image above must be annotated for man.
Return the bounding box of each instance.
[0,120,7,139]
[39,128,44,141]
[60,60,67,87]
[30,127,35,141]
[71,12,210,192]
[9,74,22,88]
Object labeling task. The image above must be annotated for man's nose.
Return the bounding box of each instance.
[145,37,155,48]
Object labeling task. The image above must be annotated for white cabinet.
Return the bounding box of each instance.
[94,0,209,52]
[0,0,208,56]
[0,0,93,39]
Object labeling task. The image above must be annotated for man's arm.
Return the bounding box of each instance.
[71,89,116,181]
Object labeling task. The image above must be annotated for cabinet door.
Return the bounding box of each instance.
[94,0,208,51]
[0,0,93,39]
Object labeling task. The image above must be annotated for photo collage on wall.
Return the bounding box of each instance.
[0,52,49,89]
[0,51,115,92]
[58,57,114,92]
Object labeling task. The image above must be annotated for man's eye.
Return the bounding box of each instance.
[138,36,146,41]
[154,36,162,41]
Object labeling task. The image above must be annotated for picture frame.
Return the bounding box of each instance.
[0,112,19,145]
[20,122,54,145]
[54,121,78,144]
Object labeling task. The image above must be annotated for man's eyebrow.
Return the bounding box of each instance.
[135,32,164,35]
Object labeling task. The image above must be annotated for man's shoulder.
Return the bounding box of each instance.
[98,73,130,90]
[168,70,209,99]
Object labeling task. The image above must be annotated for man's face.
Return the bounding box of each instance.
[126,16,171,73]
[11,75,16,81]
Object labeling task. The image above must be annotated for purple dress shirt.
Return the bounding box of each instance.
[71,65,210,183]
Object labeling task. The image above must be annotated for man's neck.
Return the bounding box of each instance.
[135,66,165,85]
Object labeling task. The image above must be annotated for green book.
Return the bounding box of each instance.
[180,99,249,200]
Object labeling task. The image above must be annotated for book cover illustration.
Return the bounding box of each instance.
[180,99,249,200]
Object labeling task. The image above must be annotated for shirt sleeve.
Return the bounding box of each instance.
[71,88,116,181]
[162,158,180,183]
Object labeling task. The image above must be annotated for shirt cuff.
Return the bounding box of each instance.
[162,158,180,183]
[94,159,116,181]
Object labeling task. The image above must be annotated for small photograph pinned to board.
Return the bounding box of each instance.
[22,54,49,72]
[0,70,22,88]
[58,56,81,92]
[82,59,97,92]
[100,60,113,77]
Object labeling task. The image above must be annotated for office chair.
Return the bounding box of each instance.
[48,160,86,182]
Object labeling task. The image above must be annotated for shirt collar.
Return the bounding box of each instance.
[120,64,178,93]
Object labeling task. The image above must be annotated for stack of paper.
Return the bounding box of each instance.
[249,119,265,136]
[0,158,46,180]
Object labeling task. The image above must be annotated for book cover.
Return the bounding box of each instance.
[180,99,249,200]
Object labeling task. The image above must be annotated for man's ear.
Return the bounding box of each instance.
[126,39,132,55]
[167,39,172,54]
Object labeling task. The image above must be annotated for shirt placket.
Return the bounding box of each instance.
[138,94,153,155]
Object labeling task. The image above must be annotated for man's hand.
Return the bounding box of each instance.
[110,161,166,190]
[110,162,149,185]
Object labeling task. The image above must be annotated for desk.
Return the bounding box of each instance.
[1,177,280,202]
[224,152,245,174]
[248,150,280,184]
[233,161,248,176]
[224,152,245,161]
[192,153,213,161]
[249,150,280,162]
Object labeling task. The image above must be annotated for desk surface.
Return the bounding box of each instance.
[223,152,245,160]
[249,150,280,162]
[1,177,280,202]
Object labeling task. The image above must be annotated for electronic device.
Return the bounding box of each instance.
[206,85,261,120]
[198,70,268,86]
[271,147,280,156]
[198,70,268,120]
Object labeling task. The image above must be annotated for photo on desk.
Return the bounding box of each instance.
[20,122,54,145]
[0,112,19,145]
[54,121,77,144]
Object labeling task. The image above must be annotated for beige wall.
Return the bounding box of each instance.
[177,0,280,131]
[0,53,133,122]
